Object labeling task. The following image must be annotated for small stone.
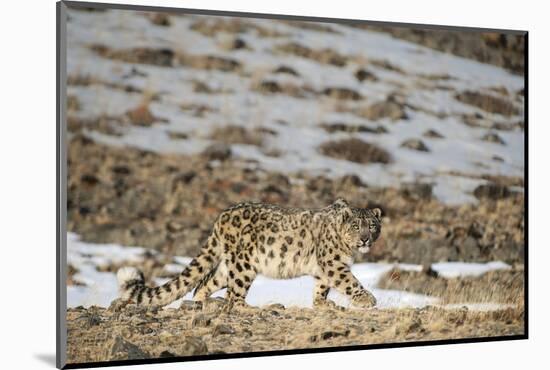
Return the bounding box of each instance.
[320,330,350,340]
[322,87,362,101]
[482,132,506,145]
[180,337,208,356]
[166,220,184,232]
[423,129,444,139]
[265,303,285,310]
[473,183,511,200]
[231,38,247,50]
[400,139,430,152]
[423,264,439,278]
[149,13,171,26]
[213,324,236,336]
[273,65,299,76]
[355,68,378,82]
[110,336,151,360]
[203,143,231,161]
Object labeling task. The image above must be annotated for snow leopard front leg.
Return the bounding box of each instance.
[319,260,377,309]
[312,276,338,308]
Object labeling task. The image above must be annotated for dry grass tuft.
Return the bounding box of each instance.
[319,138,392,164]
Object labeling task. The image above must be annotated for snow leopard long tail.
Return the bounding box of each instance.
[116,235,220,307]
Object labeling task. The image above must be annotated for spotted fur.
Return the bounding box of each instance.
[117,198,382,309]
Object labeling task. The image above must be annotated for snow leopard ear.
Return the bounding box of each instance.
[371,208,382,220]
[333,198,349,208]
[340,207,353,223]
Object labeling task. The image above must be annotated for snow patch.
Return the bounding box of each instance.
[66,233,514,311]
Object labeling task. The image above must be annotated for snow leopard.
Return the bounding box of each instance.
[117,198,382,310]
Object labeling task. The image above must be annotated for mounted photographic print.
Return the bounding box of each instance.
[56,1,527,368]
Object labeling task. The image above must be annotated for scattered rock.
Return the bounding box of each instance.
[167,131,189,140]
[482,132,506,145]
[80,174,100,186]
[265,303,285,310]
[159,350,176,358]
[319,138,392,164]
[273,65,300,76]
[423,129,444,139]
[229,38,247,50]
[321,122,387,134]
[213,324,236,336]
[473,183,511,200]
[166,220,184,233]
[400,139,430,152]
[253,80,309,98]
[322,87,362,100]
[110,336,151,360]
[192,80,217,94]
[355,68,378,82]
[147,12,171,26]
[172,171,197,187]
[126,103,167,127]
[256,80,282,94]
[370,59,405,74]
[180,103,217,117]
[179,337,208,356]
[202,143,232,161]
[310,330,350,342]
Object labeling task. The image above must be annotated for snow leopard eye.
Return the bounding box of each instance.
[352,223,359,230]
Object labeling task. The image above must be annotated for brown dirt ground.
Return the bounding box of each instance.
[66,300,524,365]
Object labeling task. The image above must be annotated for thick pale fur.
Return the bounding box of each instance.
[117,198,382,309]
